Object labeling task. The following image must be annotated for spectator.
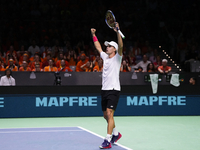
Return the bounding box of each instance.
[189,77,196,85]
[0,69,16,86]
[92,55,100,67]
[81,61,93,72]
[42,53,52,68]
[0,52,6,64]
[19,53,30,67]
[44,59,58,72]
[153,55,162,70]
[30,54,42,70]
[55,52,69,68]
[133,55,151,72]
[147,63,156,72]
[19,61,31,71]
[6,45,17,59]
[135,67,144,72]
[127,51,136,66]
[0,59,5,71]
[28,40,40,57]
[120,60,131,72]
[6,50,19,67]
[32,63,43,72]
[58,59,72,72]
[158,59,171,74]
[5,59,18,71]
[76,53,88,72]
[93,59,103,72]
[149,49,158,63]
[67,50,77,66]
[41,44,50,59]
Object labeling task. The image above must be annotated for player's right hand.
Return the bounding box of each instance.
[91,28,96,35]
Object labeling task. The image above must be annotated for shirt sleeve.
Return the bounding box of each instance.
[0,77,2,85]
[100,51,107,60]
[12,78,16,86]
[133,61,141,68]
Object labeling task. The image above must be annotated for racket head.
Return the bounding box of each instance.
[105,10,116,29]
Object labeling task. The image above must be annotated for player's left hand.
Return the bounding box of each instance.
[113,22,120,32]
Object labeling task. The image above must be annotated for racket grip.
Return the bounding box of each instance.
[118,30,125,39]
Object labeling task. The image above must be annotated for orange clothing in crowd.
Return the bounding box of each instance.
[93,65,103,72]
[120,66,131,72]
[0,57,6,63]
[19,67,31,71]
[85,68,92,72]
[56,60,69,68]
[7,60,17,66]
[30,62,42,70]
[44,66,58,72]
[58,67,72,72]
[5,66,18,71]
[32,68,43,71]
[158,66,171,71]
[29,57,34,62]
[19,61,31,67]
[68,57,76,66]
[6,50,17,56]
[76,60,88,72]
[0,66,5,71]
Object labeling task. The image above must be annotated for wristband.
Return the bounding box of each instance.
[93,36,98,42]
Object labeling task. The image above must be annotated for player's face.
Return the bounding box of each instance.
[106,45,116,55]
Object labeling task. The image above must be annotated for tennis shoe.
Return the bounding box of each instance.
[99,139,112,149]
[111,132,122,144]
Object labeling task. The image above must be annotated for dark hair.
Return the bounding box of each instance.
[147,63,155,72]
[5,68,12,75]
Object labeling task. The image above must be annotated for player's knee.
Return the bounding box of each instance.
[106,110,114,120]
[103,115,107,120]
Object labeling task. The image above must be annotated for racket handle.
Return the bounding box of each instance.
[118,30,125,39]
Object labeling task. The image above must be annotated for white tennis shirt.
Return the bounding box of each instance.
[100,51,122,91]
[0,75,16,86]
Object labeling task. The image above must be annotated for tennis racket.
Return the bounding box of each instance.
[105,10,125,39]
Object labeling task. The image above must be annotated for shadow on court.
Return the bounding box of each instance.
[0,127,130,150]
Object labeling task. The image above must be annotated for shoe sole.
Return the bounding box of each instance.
[99,145,112,149]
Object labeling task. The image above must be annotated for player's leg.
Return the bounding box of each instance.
[107,90,122,144]
[106,108,115,135]
[100,91,112,149]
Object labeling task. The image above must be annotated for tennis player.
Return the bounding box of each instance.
[91,22,123,149]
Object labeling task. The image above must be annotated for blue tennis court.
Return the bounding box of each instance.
[0,127,131,150]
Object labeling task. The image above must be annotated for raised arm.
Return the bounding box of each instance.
[91,28,103,54]
[113,22,123,56]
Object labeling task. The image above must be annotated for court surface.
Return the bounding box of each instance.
[0,127,129,150]
[0,116,200,150]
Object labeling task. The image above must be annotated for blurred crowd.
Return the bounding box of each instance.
[0,0,199,73]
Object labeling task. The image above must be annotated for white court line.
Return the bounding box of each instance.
[0,126,77,130]
[0,130,83,134]
[77,126,133,150]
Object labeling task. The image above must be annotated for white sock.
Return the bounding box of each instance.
[113,127,118,136]
[105,134,112,142]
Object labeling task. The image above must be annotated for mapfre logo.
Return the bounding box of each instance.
[0,97,4,107]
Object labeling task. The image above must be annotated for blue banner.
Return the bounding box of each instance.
[0,94,200,118]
